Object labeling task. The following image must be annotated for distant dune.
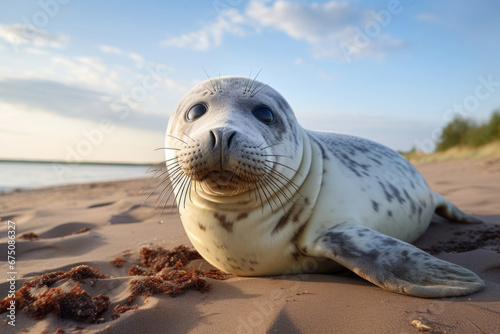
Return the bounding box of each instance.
[404,141,500,164]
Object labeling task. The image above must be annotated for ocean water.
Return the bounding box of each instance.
[0,161,153,191]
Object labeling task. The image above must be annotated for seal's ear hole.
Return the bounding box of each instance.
[252,106,276,125]
[186,104,207,121]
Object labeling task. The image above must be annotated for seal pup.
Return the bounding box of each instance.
[156,76,484,298]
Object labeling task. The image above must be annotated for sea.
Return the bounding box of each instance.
[0,161,154,191]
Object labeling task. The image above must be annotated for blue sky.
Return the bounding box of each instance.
[1,0,499,163]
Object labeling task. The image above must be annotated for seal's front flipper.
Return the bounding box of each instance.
[310,224,485,298]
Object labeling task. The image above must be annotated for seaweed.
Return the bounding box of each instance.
[18,232,40,240]
[125,245,229,303]
[0,245,229,327]
[136,245,202,274]
[0,265,108,323]
[111,304,138,319]
[425,224,500,254]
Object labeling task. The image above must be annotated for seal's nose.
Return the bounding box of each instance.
[209,128,237,150]
[227,131,237,149]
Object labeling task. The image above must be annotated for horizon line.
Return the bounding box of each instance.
[0,158,160,167]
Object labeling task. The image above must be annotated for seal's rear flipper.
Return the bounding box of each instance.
[433,193,483,223]
[310,224,485,298]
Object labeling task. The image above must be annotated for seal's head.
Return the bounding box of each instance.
[164,76,304,208]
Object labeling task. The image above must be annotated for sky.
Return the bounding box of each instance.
[1,0,499,163]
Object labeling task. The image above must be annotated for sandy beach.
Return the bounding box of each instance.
[1,157,499,333]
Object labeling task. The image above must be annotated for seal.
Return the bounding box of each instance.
[157,75,484,298]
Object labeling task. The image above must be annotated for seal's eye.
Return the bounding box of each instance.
[186,104,207,121]
[252,106,275,124]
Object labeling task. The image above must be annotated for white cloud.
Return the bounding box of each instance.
[163,77,188,92]
[0,23,69,49]
[100,45,123,55]
[160,0,405,61]
[0,102,165,163]
[246,0,359,43]
[52,56,121,92]
[249,1,405,61]
[0,78,170,132]
[47,53,187,116]
[100,45,163,70]
[0,66,11,75]
[128,52,144,63]
[76,57,108,72]
[161,9,249,51]
[24,47,50,55]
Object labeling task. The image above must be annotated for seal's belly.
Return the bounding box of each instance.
[308,131,435,243]
[181,212,341,276]
[311,178,434,244]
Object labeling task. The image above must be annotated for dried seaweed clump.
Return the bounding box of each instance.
[425,224,500,254]
[112,304,138,320]
[0,246,230,325]
[111,251,132,268]
[0,265,109,323]
[128,270,211,303]
[125,245,230,304]
[28,265,107,287]
[132,245,202,274]
[18,232,40,240]
[111,257,126,268]
[22,284,109,322]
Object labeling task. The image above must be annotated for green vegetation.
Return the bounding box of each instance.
[436,110,500,151]
[401,109,500,164]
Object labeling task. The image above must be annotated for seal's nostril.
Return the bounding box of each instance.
[209,128,236,150]
[209,130,217,148]
[227,131,237,149]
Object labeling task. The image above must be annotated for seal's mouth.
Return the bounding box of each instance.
[201,170,248,194]
[204,170,243,185]
[206,170,235,180]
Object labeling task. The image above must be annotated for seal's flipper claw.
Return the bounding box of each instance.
[311,224,485,298]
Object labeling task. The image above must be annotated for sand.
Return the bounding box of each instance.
[1,157,499,333]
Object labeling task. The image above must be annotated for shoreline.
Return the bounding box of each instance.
[0,161,154,192]
[0,159,157,167]
[0,176,151,194]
